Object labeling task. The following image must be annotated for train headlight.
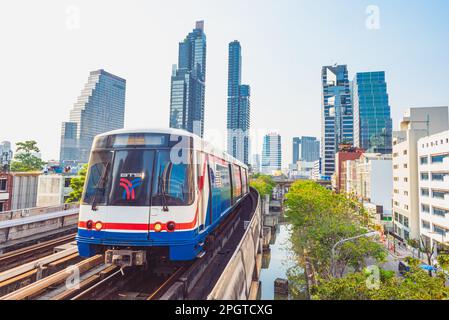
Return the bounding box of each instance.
[167,221,176,232]
[154,222,162,232]
[86,220,93,230]
[94,221,103,231]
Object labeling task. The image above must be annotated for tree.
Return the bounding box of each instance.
[284,180,385,280]
[311,266,449,300]
[249,174,274,198]
[65,164,88,203]
[437,253,449,273]
[10,140,46,172]
[419,235,436,276]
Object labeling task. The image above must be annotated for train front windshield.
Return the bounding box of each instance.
[82,143,194,207]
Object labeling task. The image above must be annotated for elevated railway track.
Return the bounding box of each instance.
[0,189,261,300]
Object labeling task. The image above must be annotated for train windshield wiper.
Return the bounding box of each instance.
[157,175,169,212]
[91,161,110,211]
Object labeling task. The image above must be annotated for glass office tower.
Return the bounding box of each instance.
[169,21,207,137]
[321,65,353,177]
[59,69,126,165]
[227,40,251,165]
[353,71,392,154]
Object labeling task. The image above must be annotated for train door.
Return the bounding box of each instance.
[197,151,211,233]
[206,157,219,229]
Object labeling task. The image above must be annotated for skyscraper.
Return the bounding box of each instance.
[321,65,353,177]
[352,71,392,154]
[227,40,251,165]
[261,133,282,175]
[292,137,301,164]
[169,21,207,137]
[59,69,126,164]
[292,136,320,164]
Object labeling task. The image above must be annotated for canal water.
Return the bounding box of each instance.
[259,223,298,300]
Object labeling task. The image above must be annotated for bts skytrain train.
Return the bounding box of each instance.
[76,128,249,265]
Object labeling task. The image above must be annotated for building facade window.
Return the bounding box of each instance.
[422,220,430,229]
[431,154,449,163]
[432,190,447,199]
[0,179,7,191]
[420,156,428,165]
[431,173,446,181]
[433,207,448,217]
[403,217,409,228]
[421,188,429,196]
[433,224,447,236]
[420,172,429,181]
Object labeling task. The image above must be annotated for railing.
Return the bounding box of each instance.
[0,203,79,222]
[207,190,262,300]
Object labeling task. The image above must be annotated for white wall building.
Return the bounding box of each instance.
[392,107,449,241]
[347,153,393,216]
[311,160,321,180]
[37,174,74,207]
[418,130,449,252]
[289,160,315,180]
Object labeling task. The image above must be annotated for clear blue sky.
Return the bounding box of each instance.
[0,0,448,167]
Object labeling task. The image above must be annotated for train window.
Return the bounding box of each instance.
[151,150,194,206]
[232,165,242,199]
[111,133,168,148]
[109,150,154,206]
[82,151,113,205]
[215,162,231,198]
[241,168,248,194]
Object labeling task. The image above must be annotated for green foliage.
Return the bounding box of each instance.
[65,164,88,203]
[10,140,46,172]
[249,174,274,198]
[284,180,382,280]
[312,266,449,300]
[437,254,449,272]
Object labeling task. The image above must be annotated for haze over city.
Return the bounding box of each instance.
[1,0,449,167]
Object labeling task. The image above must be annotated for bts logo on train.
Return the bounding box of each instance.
[76,128,249,267]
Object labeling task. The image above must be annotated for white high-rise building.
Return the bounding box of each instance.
[261,132,282,175]
[418,130,449,253]
[392,107,448,241]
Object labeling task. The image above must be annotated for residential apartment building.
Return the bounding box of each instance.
[333,144,364,193]
[418,130,449,252]
[392,107,449,241]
